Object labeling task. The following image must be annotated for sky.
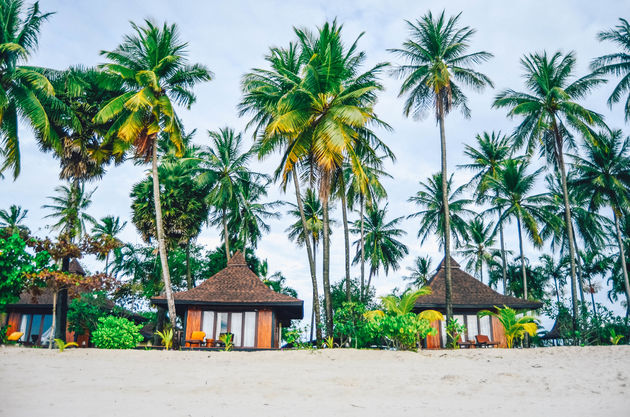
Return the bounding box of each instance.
[1,0,628,329]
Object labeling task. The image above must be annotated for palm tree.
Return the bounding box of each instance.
[478,306,538,348]
[591,18,630,121]
[579,249,613,320]
[487,159,550,300]
[538,254,567,307]
[201,127,262,259]
[0,204,28,235]
[94,20,212,330]
[494,50,606,327]
[43,182,96,240]
[573,129,630,312]
[461,131,513,292]
[0,0,67,178]
[91,216,126,274]
[241,21,388,337]
[459,216,496,284]
[403,255,433,288]
[408,172,473,249]
[390,11,493,322]
[381,287,432,316]
[351,203,408,300]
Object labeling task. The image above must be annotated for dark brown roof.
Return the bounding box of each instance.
[152,251,303,319]
[414,256,542,311]
[68,258,86,275]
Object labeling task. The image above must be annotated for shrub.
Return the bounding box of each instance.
[366,312,434,350]
[445,318,467,349]
[91,316,143,349]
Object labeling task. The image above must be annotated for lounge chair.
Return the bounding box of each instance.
[184,331,206,348]
[475,334,500,348]
[7,332,24,343]
[457,336,473,349]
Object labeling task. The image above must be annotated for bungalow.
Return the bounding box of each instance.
[414,256,542,348]
[152,251,303,349]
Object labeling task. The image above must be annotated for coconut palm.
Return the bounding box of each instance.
[591,18,630,121]
[460,131,513,292]
[478,306,538,348]
[390,10,493,322]
[579,249,613,320]
[493,50,606,327]
[408,172,473,249]
[538,254,567,307]
[351,203,408,300]
[0,204,28,235]
[94,19,212,331]
[43,182,96,240]
[403,255,433,288]
[0,0,70,178]
[458,216,496,284]
[572,129,630,311]
[487,159,550,300]
[91,215,126,274]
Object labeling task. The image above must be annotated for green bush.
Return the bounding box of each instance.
[367,313,435,350]
[91,316,143,349]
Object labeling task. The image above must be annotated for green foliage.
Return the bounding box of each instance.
[91,316,143,349]
[323,336,335,349]
[155,328,173,350]
[333,302,377,348]
[54,338,78,352]
[366,312,434,351]
[381,287,432,316]
[0,232,52,310]
[479,306,538,348]
[445,318,467,349]
[610,329,624,345]
[67,291,110,336]
[219,333,233,351]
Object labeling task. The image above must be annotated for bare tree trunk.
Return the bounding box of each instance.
[340,182,351,301]
[516,213,528,299]
[613,211,630,311]
[55,257,69,341]
[186,239,193,290]
[222,209,230,261]
[49,291,57,349]
[104,252,110,275]
[360,194,365,301]
[553,275,561,306]
[292,170,322,344]
[365,269,374,299]
[437,97,453,328]
[322,194,333,337]
[498,203,508,295]
[571,224,586,305]
[152,142,177,332]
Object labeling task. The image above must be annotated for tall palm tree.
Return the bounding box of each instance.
[493,50,605,327]
[0,0,68,178]
[43,182,96,240]
[458,216,496,284]
[572,129,630,311]
[351,203,408,300]
[94,20,212,330]
[408,172,473,249]
[91,215,126,274]
[390,11,493,322]
[201,127,262,259]
[591,18,630,121]
[0,204,28,235]
[460,131,513,291]
[403,255,433,289]
[578,249,613,320]
[538,254,567,307]
[487,159,550,300]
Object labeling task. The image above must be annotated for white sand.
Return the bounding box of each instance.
[0,346,628,416]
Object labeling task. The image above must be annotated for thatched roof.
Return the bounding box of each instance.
[414,256,543,311]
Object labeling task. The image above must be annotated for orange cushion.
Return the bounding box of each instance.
[190,331,205,340]
[7,332,23,341]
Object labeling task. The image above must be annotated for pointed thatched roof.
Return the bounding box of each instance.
[414,256,542,311]
[152,251,303,319]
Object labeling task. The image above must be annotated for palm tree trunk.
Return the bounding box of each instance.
[365,269,374,299]
[516,213,528,299]
[55,257,69,341]
[553,274,561,306]
[104,251,110,275]
[588,277,599,322]
[152,142,177,332]
[360,194,366,301]
[322,194,333,337]
[186,239,192,290]
[49,290,57,349]
[571,224,586,305]
[292,170,322,344]
[340,182,351,302]
[498,203,509,295]
[613,210,630,311]
[437,96,453,325]
[222,208,230,260]
[553,122,579,331]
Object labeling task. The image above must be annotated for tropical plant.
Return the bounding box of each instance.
[54,338,78,352]
[445,317,466,349]
[380,287,432,316]
[573,129,630,313]
[408,172,473,249]
[591,18,630,121]
[538,254,567,307]
[351,204,408,300]
[609,328,624,345]
[155,328,173,350]
[494,50,606,328]
[0,0,67,178]
[459,216,496,283]
[94,19,212,331]
[0,205,29,236]
[43,183,96,240]
[219,332,233,351]
[91,315,143,349]
[390,10,493,326]
[91,216,126,274]
[365,311,434,351]
[67,291,110,336]
[478,306,538,348]
[403,255,433,288]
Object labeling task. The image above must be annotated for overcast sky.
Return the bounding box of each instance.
[2,1,627,327]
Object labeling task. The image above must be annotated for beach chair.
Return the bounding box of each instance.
[475,334,500,348]
[184,331,206,348]
[7,332,24,343]
[457,336,473,349]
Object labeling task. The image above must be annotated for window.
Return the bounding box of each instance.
[231,313,242,347]
[216,313,229,340]
[202,311,214,339]
[18,314,53,344]
[243,312,256,348]
[201,311,257,348]
[479,315,492,339]
[466,315,479,341]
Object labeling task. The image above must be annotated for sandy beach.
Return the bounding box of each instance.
[0,346,628,416]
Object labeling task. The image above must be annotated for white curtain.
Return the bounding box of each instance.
[231,313,242,347]
[466,315,479,341]
[202,311,214,340]
[479,315,492,338]
[243,312,256,347]
[216,313,229,339]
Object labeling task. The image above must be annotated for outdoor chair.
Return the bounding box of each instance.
[475,334,500,348]
[205,338,215,347]
[7,332,24,343]
[184,331,206,348]
[457,336,473,349]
